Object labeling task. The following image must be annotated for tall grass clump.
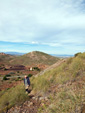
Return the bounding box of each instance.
[31,75,50,93]
[68,53,85,78]
[46,77,85,113]
[0,84,28,112]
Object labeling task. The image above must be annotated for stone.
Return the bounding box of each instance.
[39,97,45,101]
[44,97,48,101]
[28,102,33,107]
[32,97,36,100]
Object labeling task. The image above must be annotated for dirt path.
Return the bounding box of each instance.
[35,59,67,77]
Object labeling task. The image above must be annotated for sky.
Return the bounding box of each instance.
[0,0,85,55]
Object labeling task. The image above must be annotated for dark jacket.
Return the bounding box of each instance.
[24,77,30,86]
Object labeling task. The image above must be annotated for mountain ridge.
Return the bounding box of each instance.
[0,51,60,66]
[0,51,74,57]
[10,51,60,66]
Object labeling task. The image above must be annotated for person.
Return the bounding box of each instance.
[24,75,30,93]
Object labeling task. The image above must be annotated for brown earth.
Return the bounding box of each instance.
[7,75,85,113]
[0,64,48,76]
[0,81,22,91]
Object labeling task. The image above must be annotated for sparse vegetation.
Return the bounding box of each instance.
[33,67,40,71]
[9,51,60,66]
[31,52,85,92]
[0,84,28,113]
[5,74,11,77]
[4,68,8,71]
[3,76,8,80]
[15,77,21,81]
[3,74,11,81]
[31,52,85,112]
[17,71,19,73]
[74,52,82,57]
[0,52,85,112]
[28,74,33,77]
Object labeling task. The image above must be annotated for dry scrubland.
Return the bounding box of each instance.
[0,52,85,113]
[8,51,60,66]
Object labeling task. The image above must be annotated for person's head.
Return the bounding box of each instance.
[25,75,27,78]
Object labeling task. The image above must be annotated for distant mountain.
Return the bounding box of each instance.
[5,52,25,56]
[0,52,15,64]
[10,51,60,66]
[4,52,74,57]
[51,54,74,57]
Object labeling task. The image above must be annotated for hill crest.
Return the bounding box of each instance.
[10,51,60,66]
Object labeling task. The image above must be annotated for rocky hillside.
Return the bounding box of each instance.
[0,52,85,113]
[9,51,60,66]
[30,52,85,113]
[0,53,15,65]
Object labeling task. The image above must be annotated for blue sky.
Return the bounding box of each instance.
[0,0,85,54]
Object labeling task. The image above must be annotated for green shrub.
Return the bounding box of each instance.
[33,67,40,71]
[67,57,73,64]
[78,52,85,59]
[3,76,8,80]
[31,75,50,93]
[5,74,11,77]
[4,68,8,71]
[69,57,84,77]
[17,71,19,73]
[74,52,82,57]
[15,77,21,81]
[0,84,28,112]
[28,74,33,77]
[3,74,11,81]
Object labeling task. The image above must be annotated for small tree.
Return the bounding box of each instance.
[3,75,8,80]
[28,74,33,77]
[5,74,11,77]
[4,68,8,71]
[17,71,19,73]
[33,67,40,71]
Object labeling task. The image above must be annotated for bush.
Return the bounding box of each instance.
[15,77,21,81]
[17,71,19,73]
[28,74,33,77]
[0,84,28,112]
[3,74,11,80]
[5,74,11,77]
[33,67,40,71]
[74,52,81,57]
[3,76,8,80]
[4,68,8,71]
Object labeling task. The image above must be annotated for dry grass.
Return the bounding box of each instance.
[31,52,85,113]
[31,52,85,93]
[10,51,60,66]
[0,84,28,113]
[0,52,85,113]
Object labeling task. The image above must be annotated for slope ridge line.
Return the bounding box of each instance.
[35,59,67,77]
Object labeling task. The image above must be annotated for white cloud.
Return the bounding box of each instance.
[0,0,85,53]
[41,42,62,47]
[31,41,39,44]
